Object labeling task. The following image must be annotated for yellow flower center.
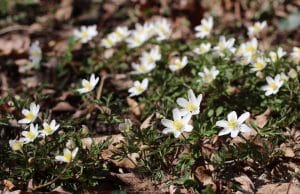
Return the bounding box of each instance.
[27,131,36,140]
[228,119,238,129]
[147,55,154,63]
[255,61,265,70]
[270,83,278,91]
[175,61,182,69]
[12,142,22,151]
[203,24,210,32]
[254,24,261,32]
[81,31,89,39]
[246,45,256,53]
[44,125,52,134]
[83,81,92,90]
[138,65,147,73]
[204,73,213,83]
[172,120,184,131]
[187,102,197,112]
[135,85,144,93]
[25,112,35,121]
[64,152,72,162]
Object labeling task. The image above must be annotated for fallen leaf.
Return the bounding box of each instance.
[280,143,295,158]
[257,183,300,194]
[52,102,76,112]
[127,97,141,116]
[3,180,15,191]
[55,0,73,21]
[194,166,216,191]
[140,113,154,129]
[234,174,255,193]
[0,34,30,56]
[252,108,272,128]
[50,186,71,194]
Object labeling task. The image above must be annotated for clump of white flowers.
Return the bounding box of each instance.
[18,102,40,124]
[77,74,99,94]
[73,25,98,44]
[168,56,188,72]
[236,38,258,64]
[247,21,267,37]
[194,16,213,38]
[193,43,211,55]
[198,66,220,84]
[55,147,79,163]
[261,74,284,96]
[28,41,42,69]
[217,111,251,138]
[213,36,236,57]
[128,78,149,97]
[126,22,154,48]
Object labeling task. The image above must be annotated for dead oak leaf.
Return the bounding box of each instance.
[140,113,154,129]
[252,108,272,128]
[0,34,30,56]
[257,183,300,194]
[127,97,141,116]
[52,102,76,112]
[234,174,255,194]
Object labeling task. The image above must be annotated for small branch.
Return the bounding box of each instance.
[96,75,107,100]
[32,163,70,191]
[0,25,28,36]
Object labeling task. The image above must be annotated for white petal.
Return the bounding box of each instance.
[218,128,231,136]
[227,111,237,121]
[240,124,252,133]
[161,119,173,128]
[176,98,188,107]
[230,129,240,138]
[237,112,250,124]
[216,120,228,128]
[184,125,193,132]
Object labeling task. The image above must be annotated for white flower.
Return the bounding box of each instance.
[140,46,161,64]
[269,47,286,62]
[248,21,267,37]
[128,79,149,97]
[100,33,119,48]
[153,18,172,41]
[9,139,24,151]
[261,74,284,96]
[114,26,131,41]
[126,23,154,48]
[251,57,267,72]
[193,43,211,55]
[131,62,156,74]
[29,41,42,68]
[290,47,300,63]
[198,66,219,84]
[161,108,193,138]
[195,16,213,38]
[20,123,39,144]
[236,38,258,59]
[73,25,98,43]
[213,36,236,56]
[176,89,202,115]
[55,147,78,163]
[39,120,60,137]
[288,68,298,79]
[168,56,188,72]
[216,111,251,138]
[18,102,40,124]
[77,74,99,94]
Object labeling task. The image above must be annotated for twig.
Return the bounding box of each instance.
[96,74,107,100]
[32,163,70,191]
[0,25,28,36]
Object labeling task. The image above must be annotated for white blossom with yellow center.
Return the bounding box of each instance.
[55,147,78,163]
[198,66,219,84]
[140,46,161,65]
[194,16,213,38]
[128,79,149,97]
[161,108,193,138]
[40,120,60,137]
[18,102,40,124]
[131,62,156,74]
[153,18,172,41]
[251,57,267,72]
[73,25,98,44]
[168,56,188,72]
[213,36,236,57]
[291,47,300,63]
[248,21,267,37]
[176,89,202,116]
[269,47,286,63]
[261,74,284,96]
[216,111,251,138]
[20,124,39,144]
[9,139,24,151]
[77,74,99,94]
[193,43,211,55]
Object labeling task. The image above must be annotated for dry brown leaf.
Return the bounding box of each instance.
[0,34,30,56]
[234,174,255,193]
[252,108,272,128]
[103,48,115,59]
[280,143,295,158]
[55,0,73,21]
[111,74,133,91]
[140,113,154,129]
[52,102,76,112]
[194,166,216,190]
[3,180,15,191]
[127,97,141,116]
[257,183,300,194]
[50,186,71,194]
